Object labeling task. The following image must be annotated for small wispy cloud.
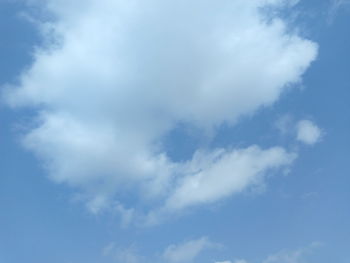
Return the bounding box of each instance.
[103,243,142,263]
[275,115,323,147]
[328,0,350,24]
[296,119,323,145]
[217,242,321,263]
[103,237,220,263]
[104,241,322,263]
[163,237,219,263]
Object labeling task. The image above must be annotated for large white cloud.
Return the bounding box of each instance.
[5,0,317,218]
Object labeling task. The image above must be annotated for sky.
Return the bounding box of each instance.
[0,0,349,262]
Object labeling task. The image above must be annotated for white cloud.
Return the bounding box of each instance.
[275,116,323,146]
[5,0,317,219]
[165,146,296,211]
[163,237,217,263]
[296,120,322,145]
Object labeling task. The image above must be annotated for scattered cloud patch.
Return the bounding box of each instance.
[103,243,141,263]
[275,115,323,146]
[296,120,322,145]
[275,114,294,135]
[163,237,218,263]
[329,0,350,23]
[263,243,321,263]
[103,237,219,263]
[218,243,321,263]
[104,241,321,263]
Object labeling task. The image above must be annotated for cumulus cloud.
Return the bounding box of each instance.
[5,0,317,219]
[296,120,322,145]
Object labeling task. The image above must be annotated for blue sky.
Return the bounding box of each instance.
[0,0,349,263]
